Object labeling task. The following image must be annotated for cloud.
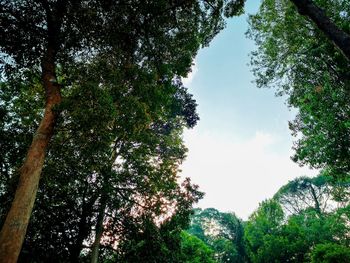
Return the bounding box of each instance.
[182,60,198,87]
[180,129,318,220]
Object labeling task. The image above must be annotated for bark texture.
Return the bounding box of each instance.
[91,184,109,263]
[90,147,120,263]
[0,47,61,263]
[290,0,350,61]
[69,189,98,263]
[0,2,67,260]
[90,192,108,263]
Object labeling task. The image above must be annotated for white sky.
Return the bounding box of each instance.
[180,0,318,220]
[181,128,317,220]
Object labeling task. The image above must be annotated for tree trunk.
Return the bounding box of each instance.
[90,193,108,263]
[310,185,322,216]
[290,0,350,61]
[90,143,120,263]
[0,46,61,263]
[69,187,98,263]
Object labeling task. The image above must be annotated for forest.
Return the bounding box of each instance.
[0,0,349,262]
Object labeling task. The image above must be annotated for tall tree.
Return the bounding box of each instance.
[0,0,245,260]
[1,57,199,261]
[248,0,350,175]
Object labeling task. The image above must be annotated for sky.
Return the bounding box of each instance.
[180,0,318,220]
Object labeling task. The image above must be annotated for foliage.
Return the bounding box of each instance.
[3,62,202,262]
[244,200,286,263]
[0,0,246,76]
[112,181,203,263]
[247,0,350,174]
[180,232,216,263]
[311,243,350,263]
[0,24,201,263]
[244,174,350,263]
[187,208,246,263]
[273,172,349,215]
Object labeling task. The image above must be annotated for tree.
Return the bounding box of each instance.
[0,0,246,260]
[187,208,246,263]
[247,0,350,175]
[0,56,201,262]
[244,199,286,263]
[273,173,348,216]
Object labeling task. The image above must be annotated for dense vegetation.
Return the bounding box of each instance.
[0,0,349,262]
[186,173,350,263]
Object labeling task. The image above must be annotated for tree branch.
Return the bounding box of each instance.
[290,0,350,61]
